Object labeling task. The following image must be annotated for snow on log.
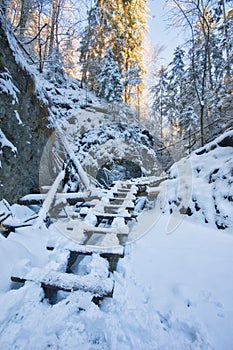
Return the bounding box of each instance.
[18,192,101,205]
[56,124,90,190]
[35,170,65,228]
[11,270,114,297]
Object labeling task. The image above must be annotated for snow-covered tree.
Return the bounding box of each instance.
[124,62,142,104]
[166,47,185,132]
[79,2,107,90]
[79,0,149,103]
[151,65,169,141]
[97,47,123,102]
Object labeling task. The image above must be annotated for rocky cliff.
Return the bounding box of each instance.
[0,14,51,203]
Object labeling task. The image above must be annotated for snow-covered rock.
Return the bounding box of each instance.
[158,130,233,230]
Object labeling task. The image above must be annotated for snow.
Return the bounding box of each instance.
[1,15,233,347]
[158,131,233,231]
[0,128,17,167]
[122,215,233,350]
[14,110,23,125]
[35,170,66,229]
[1,209,233,349]
[0,69,19,103]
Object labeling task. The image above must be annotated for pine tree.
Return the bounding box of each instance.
[113,0,149,102]
[97,47,123,102]
[79,0,116,90]
[151,65,169,141]
[79,0,149,103]
[166,47,185,133]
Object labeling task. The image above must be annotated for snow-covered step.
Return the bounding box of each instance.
[51,218,129,240]
[86,233,120,248]
[11,269,114,297]
[131,176,167,187]
[114,188,136,194]
[107,192,136,200]
[58,220,129,235]
[102,211,137,221]
[84,225,129,236]
[103,205,134,214]
[109,198,130,205]
[146,187,160,198]
[66,244,124,258]
[81,210,136,220]
[18,192,102,205]
[51,221,88,243]
[46,236,124,257]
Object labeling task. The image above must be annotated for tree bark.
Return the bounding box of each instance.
[18,0,32,38]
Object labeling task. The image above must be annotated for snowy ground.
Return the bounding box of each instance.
[0,131,233,349]
[1,72,233,348]
[0,209,233,349]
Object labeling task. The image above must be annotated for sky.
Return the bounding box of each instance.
[147,0,184,64]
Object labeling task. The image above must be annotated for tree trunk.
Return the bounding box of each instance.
[222,0,231,82]
[18,0,32,38]
[48,0,58,58]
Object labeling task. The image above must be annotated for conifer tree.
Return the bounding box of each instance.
[79,0,149,102]
[97,47,123,102]
[166,47,185,131]
[151,65,169,140]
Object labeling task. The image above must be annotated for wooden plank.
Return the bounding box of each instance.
[114,188,133,193]
[109,193,136,200]
[113,188,137,194]
[55,219,129,236]
[11,270,114,297]
[47,244,124,257]
[83,225,129,235]
[103,205,134,214]
[18,192,101,205]
[80,211,133,219]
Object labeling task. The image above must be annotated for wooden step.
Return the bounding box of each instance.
[84,225,129,235]
[47,241,124,258]
[18,192,102,206]
[11,270,114,297]
[60,221,129,236]
[85,232,121,249]
[80,211,137,222]
[146,187,160,199]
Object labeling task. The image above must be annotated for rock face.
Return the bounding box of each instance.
[74,122,173,181]
[0,15,51,203]
[96,159,142,187]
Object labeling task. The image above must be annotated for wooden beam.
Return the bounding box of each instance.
[11,270,114,297]
[18,193,100,206]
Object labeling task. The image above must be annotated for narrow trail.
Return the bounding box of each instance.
[1,151,165,305]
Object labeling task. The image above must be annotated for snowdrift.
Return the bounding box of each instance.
[158,130,233,230]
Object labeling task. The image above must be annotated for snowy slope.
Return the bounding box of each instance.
[157,130,233,231]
